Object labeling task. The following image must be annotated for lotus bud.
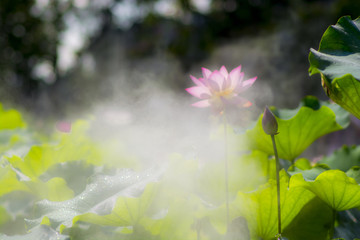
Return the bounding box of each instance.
[262,106,278,135]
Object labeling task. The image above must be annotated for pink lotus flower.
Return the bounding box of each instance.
[56,121,72,133]
[186,65,257,112]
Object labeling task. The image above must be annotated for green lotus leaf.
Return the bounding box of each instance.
[26,168,161,232]
[8,146,56,180]
[0,104,26,130]
[0,158,73,201]
[51,120,102,166]
[0,225,69,240]
[0,166,28,197]
[44,161,95,195]
[282,197,332,240]
[25,178,74,201]
[242,96,348,161]
[61,224,120,240]
[290,170,360,211]
[199,201,251,237]
[288,165,329,181]
[319,145,360,172]
[0,129,36,159]
[290,158,312,170]
[346,166,360,183]
[8,123,103,180]
[63,223,157,240]
[309,16,360,119]
[147,196,204,240]
[0,206,11,226]
[143,157,210,240]
[232,170,314,240]
[157,153,199,200]
[288,158,329,181]
[289,145,360,181]
[74,183,158,227]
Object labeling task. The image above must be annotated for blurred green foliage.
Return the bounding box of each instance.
[0,0,68,96]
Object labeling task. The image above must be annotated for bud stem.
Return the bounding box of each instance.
[271,134,282,239]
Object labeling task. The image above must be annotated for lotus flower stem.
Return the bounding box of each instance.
[195,219,201,240]
[271,134,282,239]
[223,113,230,227]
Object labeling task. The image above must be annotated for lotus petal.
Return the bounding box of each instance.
[189,75,205,86]
[219,65,229,78]
[208,70,225,92]
[235,77,257,93]
[185,86,211,99]
[202,67,212,79]
[191,100,211,108]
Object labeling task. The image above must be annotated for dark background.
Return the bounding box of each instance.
[1,0,359,118]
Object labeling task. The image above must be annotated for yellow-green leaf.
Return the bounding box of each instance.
[290,170,360,211]
[0,104,26,130]
[241,97,348,161]
[74,183,157,227]
[233,170,314,240]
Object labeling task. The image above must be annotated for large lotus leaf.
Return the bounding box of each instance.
[290,158,312,170]
[346,166,360,183]
[199,201,251,237]
[61,224,117,240]
[0,167,74,202]
[0,206,11,226]
[0,225,69,240]
[0,104,26,130]
[25,178,74,201]
[319,145,360,172]
[26,168,161,231]
[0,204,30,236]
[0,129,37,160]
[8,146,56,180]
[8,127,102,181]
[51,120,102,166]
[73,183,158,227]
[7,121,102,181]
[232,170,314,240]
[291,170,360,211]
[44,161,95,196]
[139,156,211,240]
[309,16,360,119]
[154,154,199,199]
[142,158,211,240]
[282,197,332,240]
[289,145,360,181]
[242,97,348,161]
[63,223,157,240]
[0,166,28,197]
[288,165,328,181]
[147,196,205,240]
[288,158,329,181]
